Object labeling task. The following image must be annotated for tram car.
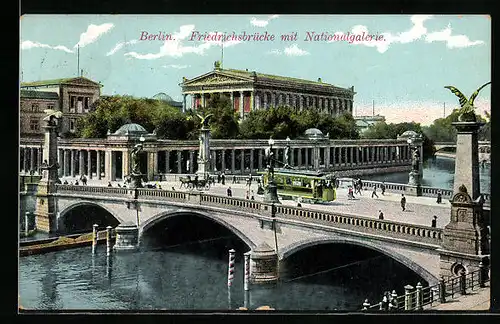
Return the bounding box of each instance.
[260,168,336,203]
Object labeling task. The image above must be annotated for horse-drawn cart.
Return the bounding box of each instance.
[179,176,211,191]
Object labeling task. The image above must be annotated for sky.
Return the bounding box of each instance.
[20,14,491,125]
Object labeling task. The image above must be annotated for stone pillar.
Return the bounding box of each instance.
[104,150,110,181]
[177,151,182,174]
[221,150,226,172]
[120,150,128,179]
[304,148,309,168]
[113,223,139,252]
[201,92,206,108]
[324,146,329,168]
[70,150,75,177]
[37,148,42,174]
[239,91,244,119]
[182,94,187,113]
[240,149,245,173]
[250,91,254,112]
[30,148,35,173]
[343,146,348,166]
[57,148,63,177]
[231,149,236,173]
[165,151,170,173]
[211,150,216,172]
[297,148,302,167]
[250,242,278,284]
[271,92,276,108]
[79,150,84,176]
[35,116,60,233]
[96,150,101,180]
[349,147,354,167]
[230,92,234,110]
[189,151,194,173]
[290,148,295,167]
[250,149,254,173]
[257,149,263,170]
[87,150,92,179]
[360,147,364,165]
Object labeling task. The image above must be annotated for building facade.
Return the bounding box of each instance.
[181,62,356,118]
[20,77,102,137]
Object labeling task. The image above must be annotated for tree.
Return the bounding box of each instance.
[422,109,490,142]
[197,93,240,139]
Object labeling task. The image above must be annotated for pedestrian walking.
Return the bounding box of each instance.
[400,194,406,211]
[227,186,233,197]
[221,172,226,185]
[378,210,384,220]
[107,181,112,187]
[431,216,437,228]
[75,180,79,185]
[381,182,386,196]
[348,186,354,200]
[436,191,442,204]
[355,180,362,195]
[358,179,363,191]
[217,173,221,184]
[251,190,255,200]
[232,175,236,184]
[371,186,379,198]
[246,190,250,199]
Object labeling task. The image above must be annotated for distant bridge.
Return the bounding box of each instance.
[434,141,490,153]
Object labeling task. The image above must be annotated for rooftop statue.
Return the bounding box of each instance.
[444,82,491,122]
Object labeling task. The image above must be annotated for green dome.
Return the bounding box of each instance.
[113,123,148,135]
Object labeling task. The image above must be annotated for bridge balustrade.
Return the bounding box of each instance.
[56,184,129,196]
[199,194,263,213]
[274,204,442,245]
[136,188,187,202]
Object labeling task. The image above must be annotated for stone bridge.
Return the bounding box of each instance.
[51,185,447,285]
[434,141,490,153]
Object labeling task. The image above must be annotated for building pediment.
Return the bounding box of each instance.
[63,77,102,87]
[183,71,252,87]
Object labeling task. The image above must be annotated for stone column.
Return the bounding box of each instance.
[211,150,217,172]
[331,147,336,166]
[70,150,76,177]
[250,242,278,285]
[258,149,263,170]
[57,148,63,177]
[250,91,254,112]
[297,148,302,167]
[201,92,206,108]
[290,148,295,167]
[240,149,245,173]
[104,151,110,181]
[30,148,35,173]
[271,92,276,108]
[349,147,354,166]
[177,151,182,174]
[87,150,92,179]
[231,149,236,173]
[165,151,170,173]
[96,150,101,179]
[147,151,157,180]
[304,148,309,168]
[250,149,254,173]
[37,148,42,173]
[221,150,226,172]
[189,151,194,173]
[344,146,348,166]
[239,91,244,119]
[230,92,234,110]
[79,150,84,176]
[182,94,187,113]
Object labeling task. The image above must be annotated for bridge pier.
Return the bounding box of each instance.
[113,222,139,251]
[250,242,278,285]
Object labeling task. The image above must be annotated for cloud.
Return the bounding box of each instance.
[250,15,279,27]
[74,23,114,48]
[163,64,190,69]
[268,44,309,56]
[425,25,484,48]
[396,15,432,43]
[106,39,138,56]
[20,40,74,53]
[125,25,243,60]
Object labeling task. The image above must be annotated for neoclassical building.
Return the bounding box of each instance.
[181,62,356,118]
[20,77,102,137]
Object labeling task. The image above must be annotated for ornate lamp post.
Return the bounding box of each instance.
[263,137,280,204]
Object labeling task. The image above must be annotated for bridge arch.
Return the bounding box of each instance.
[57,201,124,234]
[140,210,256,250]
[280,237,439,285]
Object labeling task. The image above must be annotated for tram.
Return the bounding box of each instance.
[260,168,336,203]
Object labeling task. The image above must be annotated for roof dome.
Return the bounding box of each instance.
[400,130,419,138]
[113,123,148,135]
[304,128,324,139]
[153,92,174,102]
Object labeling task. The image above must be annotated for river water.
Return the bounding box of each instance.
[18,156,491,311]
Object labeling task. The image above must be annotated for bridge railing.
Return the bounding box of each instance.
[273,204,443,246]
[348,179,490,206]
[56,184,129,196]
[362,266,490,311]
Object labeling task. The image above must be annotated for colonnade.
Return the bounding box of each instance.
[186,90,353,118]
[20,143,413,181]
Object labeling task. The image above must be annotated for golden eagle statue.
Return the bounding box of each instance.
[196,113,214,128]
[444,82,491,121]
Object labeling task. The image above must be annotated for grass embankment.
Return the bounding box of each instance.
[19,232,113,257]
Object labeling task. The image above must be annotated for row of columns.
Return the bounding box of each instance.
[187,90,353,118]
[20,144,413,180]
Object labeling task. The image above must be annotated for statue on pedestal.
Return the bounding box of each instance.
[130,143,143,175]
[444,82,491,122]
